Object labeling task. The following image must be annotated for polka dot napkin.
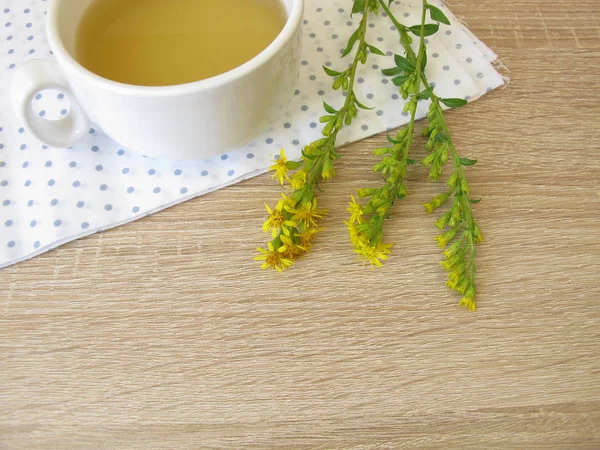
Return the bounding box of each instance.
[0,0,504,269]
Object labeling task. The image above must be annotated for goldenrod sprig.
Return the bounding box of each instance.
[256,0,380,271]
[421,88,483,311]
[382,0,484,310]
[346,2,432,267]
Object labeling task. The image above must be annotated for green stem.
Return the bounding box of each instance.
[379,0,416,61]
[303,0,372,194]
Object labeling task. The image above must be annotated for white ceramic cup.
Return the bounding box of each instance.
[10,0,303,160]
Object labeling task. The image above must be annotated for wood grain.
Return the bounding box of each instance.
[1,0,600,448]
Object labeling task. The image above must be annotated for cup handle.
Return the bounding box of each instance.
[10,59,90,148]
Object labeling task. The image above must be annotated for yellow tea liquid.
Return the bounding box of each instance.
[75,0,287,86]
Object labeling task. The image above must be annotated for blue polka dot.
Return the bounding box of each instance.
[127,186,135,193]
[88,128,95,134]
[50,199,58,206]
[60,109,68,115]
[91,145,99,152]
[117,149,125,156]
[24,8,30,13]
[27,199,34,207]
[47,179,55,186]
[81,222,89,229]
[5,219,13,227]
[76,201,84,208]
[153,187,161,194]
[73,181,81,187]
[104,204,113,211]
[8,63,15,69]
[54,220,62,227]
[132,206,140,213]
[3,199,10,206]
[148,169,156,175]
[3,9,9,13]
[30,220,36,228]
[228,170,235,176]
[95,164,103,171]
[24,180,31,187]
[266,138,273,144]
[180,187,188,194]
[0,144,4,149]
[174,169,182,176]
[35,94,42,100]
[0,161,5,167]
[45,160,52,167]
[122,168,129,174]
[26,23,31,28]
[99,184,108,191]
[69,161,77,168]
[22,161,29,168]
[247,153,255,159]
[201,170,209,177]
[33,241,40,249]
[7,240,15,248]
[20,144,27,150]
[221,154,229,160]
[29,49,35,55]
[57,93,64,99]
[0,179,7,186]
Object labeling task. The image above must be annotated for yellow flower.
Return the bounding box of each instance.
[459,296,476,311]
[287,199,327,229]
[436,228,458,249]
[255,242,293,272]
[290,170,307,190]
[297,227,321,249]
[354,240,393,268]
[347,195,364,225]
[321,158,336,180]
[280,235,308,260]
[263,202,296,238]
[347,222,367,247]
[269,149,289,186]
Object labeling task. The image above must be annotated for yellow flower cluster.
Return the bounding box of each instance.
[346,196,393,268]
[255,150,327,271]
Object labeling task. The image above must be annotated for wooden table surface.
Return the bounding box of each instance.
[2,1,599,448]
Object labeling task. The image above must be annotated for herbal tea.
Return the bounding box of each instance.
[75,0,287,86]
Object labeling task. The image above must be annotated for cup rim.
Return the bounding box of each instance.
[46,0,303,97]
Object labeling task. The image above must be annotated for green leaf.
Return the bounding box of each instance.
[322,66,341,77]
[460,157,478,167]
[381,66,403,77]
[440,97,468,108]
[418,86,434,100]
[342,27,361,57]
[367,45,386,56]
[351,0,365,15]
[393,54,415,72]
[434,132,448,142]
[427,5,451,25]
[409,23,440,37]
[391,75,410,86]
[469,198,482,204]
[421,51,428,71]
[386,134,402,145]
[407,158,419,165]
[323,102,338,114]
[354,98,373,110]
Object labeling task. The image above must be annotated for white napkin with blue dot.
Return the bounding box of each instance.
[0,0,504,269]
